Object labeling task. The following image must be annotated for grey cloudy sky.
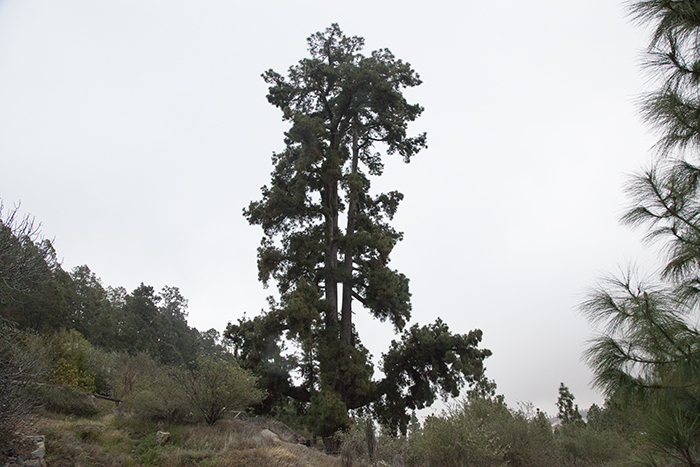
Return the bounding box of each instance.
[0,0,663,416]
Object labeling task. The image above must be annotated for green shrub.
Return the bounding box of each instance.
[338,417,373,467]
[50,357,96,392]
[110,413,159,439]
[85,344,119,395]
[409,397,559,467]
[413,407,507,467]
[41,384,99,417]
[75,425,102,443]
[306,390,351,440]
[45,330,113,394]
[555,422,632,467]
[131,431,166,466]
[121,366,190,422]
[338,416,412,467]
[408,394,634,467]
[178,355,265,425]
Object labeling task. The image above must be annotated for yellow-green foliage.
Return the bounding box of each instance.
[109,351,191,422]
[50,356,96,392]
[122,370,190,423]
[47,329,97,392]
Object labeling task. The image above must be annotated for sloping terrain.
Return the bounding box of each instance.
[3,404,339,467]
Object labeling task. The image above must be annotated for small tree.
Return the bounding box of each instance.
[556,383,582,426]
[180,355,264,425]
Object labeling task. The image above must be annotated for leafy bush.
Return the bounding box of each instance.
[121,364,190,422]
[41,384,99,417]
[85,344,119,395]
[338,416,413,467]
[306,390,351,440]
[411,398,509,467]
[408,392,634,467]
[50,357,96,392]
[46,329,97,392]
[178,355,265,425]
[338,417,376,467]
[555,421,632,467]
[409,396,561,467]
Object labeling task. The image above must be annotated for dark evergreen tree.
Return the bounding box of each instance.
[555,383,582,425]
[121,283,160,356]
[227,24,490,436]
[69,265,120,348]
[157,285,200,367]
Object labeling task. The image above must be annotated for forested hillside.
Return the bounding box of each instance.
[0,203,222,367]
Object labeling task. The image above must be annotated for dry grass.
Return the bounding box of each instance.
[219,444,342,467]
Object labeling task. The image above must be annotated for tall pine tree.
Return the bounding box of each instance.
[227,24,490,436]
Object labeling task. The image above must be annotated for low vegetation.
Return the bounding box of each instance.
[32,408,340,467]
[0,370,642,467]
[0,324,338,466]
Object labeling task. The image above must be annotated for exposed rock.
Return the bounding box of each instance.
[260,429,281,445]
[29,437,44,461]
[156,431,170,445]
[3,436,47,467]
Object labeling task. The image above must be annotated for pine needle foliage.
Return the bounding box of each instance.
[630,1,700,156]
[582,3,700,465]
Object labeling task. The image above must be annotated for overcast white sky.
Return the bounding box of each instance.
[0,1,663,416]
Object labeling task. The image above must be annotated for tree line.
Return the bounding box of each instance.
[0,201,265,447]
[0,201,219,368]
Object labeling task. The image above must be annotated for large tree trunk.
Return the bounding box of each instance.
[323,129,341,331]
[323,179,339,330]
[340,124,359,346]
